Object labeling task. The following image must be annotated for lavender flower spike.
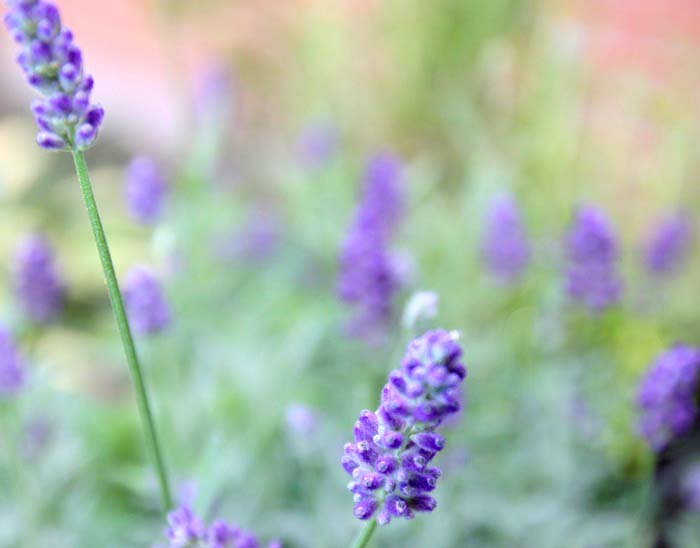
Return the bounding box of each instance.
[164,504,281,548]
[4,0,104,150]
[637,345,700,452]
[13,233,64,323]
[481,194,530,283]
[643,214,693,278]
[125,156,168,224]
[337,153,403,341]
[0,326,25,395]
[564,205,622,312]
[342,329,467,526]
[123,266,171,335]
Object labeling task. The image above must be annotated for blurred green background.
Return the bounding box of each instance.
[1,0,700,546]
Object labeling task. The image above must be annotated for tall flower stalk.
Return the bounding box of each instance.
[4,0,172,511]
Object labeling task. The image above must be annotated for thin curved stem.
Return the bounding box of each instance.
[350,519,378,548]
[71,150,173,512]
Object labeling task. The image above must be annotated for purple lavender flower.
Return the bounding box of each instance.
[296,123,339,169]
[337,153,403,340]
[342,329,466,525]
[125,156,167,225]
[564,205,622,311]
[122,266,170,335]
[217,214,280,263]
[4,0,104,150]
[0,326,24,395]
[164,504,279,548]
[165,505,206,547]
[13,234,64,323]
[643,214,693,277]
[481,194,530,283]
[637,345,700,452]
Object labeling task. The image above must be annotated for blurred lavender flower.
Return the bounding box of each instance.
[165,505,206,547]
[164,504,280,548]
[637,345,700,452]
[125,156,167,225]
[564,205,622,312]
[296,123,339,169]
[342,329,466,525]
[3,0,104,150]
[683,464,700,511]
[481,194,530,283]
[337,153,403,341]
[13,234,64,323]
[401,291,438,330]
[193,61,233,121]
[286,403,317,437]
[123,266,171,335]
[643,214,693,277]
[0,326,24,395]
[217,213,280,263]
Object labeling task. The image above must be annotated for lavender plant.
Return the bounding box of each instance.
[564,205,622,312]
[0,326,24,395]
[481,194,530,283]
[637,345,700,452]
[164,504,281,548]
[342,329,466,547]
[337,153,403,342]
[13,233,64,323]
[125,156,168,225]
[3,0,172,510]
[123,266,171,335]
[643,214,693,278]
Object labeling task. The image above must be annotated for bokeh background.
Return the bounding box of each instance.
[2,0,700,546]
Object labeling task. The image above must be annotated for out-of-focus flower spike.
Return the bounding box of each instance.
[13,234,64,323]
[122,266,171,335]
[481,194,530,283]
[564,205,622,312]
[0,326,25,395]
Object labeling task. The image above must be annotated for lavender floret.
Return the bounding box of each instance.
[564,205,622,311]
[165,504,206,547]
[13,234,64,323]
[644,214,693,277]
[637,345,700,452]
[4,0,104,150]
[481,194,530,283]
[337,153,403,340]
[0,326,24,395]
[125,156,168,225]
[123,266,171,335]
[342,329,466,525]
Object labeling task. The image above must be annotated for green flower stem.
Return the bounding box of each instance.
[350,520,378,548]
[71,150,173,512]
